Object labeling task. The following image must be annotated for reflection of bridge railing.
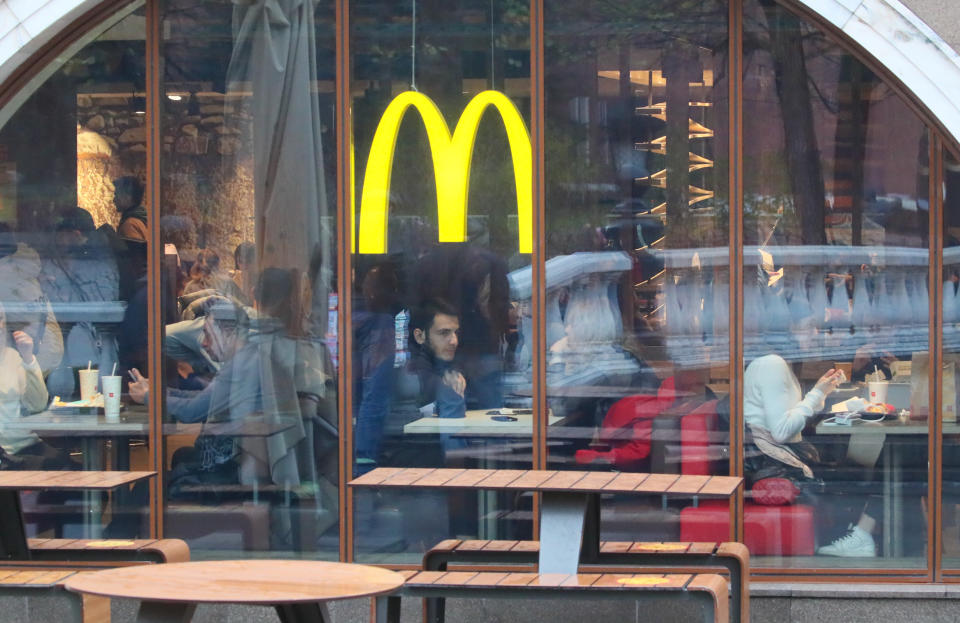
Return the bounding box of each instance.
[656,245,934,367]
[503,245,960,372]
[3,301,127,324]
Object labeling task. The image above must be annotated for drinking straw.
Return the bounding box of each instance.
[87,361,91,370]
[111,362,117,376]
[874,364,880,381]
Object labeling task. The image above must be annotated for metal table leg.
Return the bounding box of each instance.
[275,601,332,623]
[135,601,196,622]
[0,489,29,559]
[883,442,893,558]
[538,492,590,574]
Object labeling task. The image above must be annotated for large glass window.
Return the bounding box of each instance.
[5,0,960,579]
[349,0,531,562]
[543,0,731,543]
[742,0,930,568]
[0,5,149,539]
[157,0,339,558]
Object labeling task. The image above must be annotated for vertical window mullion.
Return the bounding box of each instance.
[728,0,745,544]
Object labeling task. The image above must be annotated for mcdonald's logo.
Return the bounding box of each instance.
[354,90,532,254]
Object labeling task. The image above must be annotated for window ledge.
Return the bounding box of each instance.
[752,582,960,599]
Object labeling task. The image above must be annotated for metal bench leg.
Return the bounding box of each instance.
[374,595,401,623]
[423,559,447,623]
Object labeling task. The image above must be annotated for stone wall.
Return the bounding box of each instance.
[75,92,255,262]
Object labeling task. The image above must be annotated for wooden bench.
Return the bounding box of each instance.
[27,538,190,565]
[399,570,728,623]
[0,568,108,623]
[422,539,748,623]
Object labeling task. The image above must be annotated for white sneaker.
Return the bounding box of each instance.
[817,526,877,557]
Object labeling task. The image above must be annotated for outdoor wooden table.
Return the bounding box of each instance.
[349,468,742,574]
[0,470,155,560]
[63,559,405,623]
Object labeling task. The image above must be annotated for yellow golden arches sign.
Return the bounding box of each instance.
[354,90,532,254]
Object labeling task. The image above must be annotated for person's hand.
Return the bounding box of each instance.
[814,368,845,396]
[128,368,149,404]
[12,331,34,365]
[443,370,466,397]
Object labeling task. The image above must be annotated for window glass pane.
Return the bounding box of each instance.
[943,148,960,568]
[0,5,149,539]
[743,0,929,568]
[544,0,731,543]
[350,0,530,563]
[158,0,339,558]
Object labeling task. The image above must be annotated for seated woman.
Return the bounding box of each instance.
[0,303,70,469]
[744,354,880,557]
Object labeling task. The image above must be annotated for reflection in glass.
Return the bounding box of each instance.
[742,0,929,568]
[943,149,960,567]
[544,0,730,544]
[158,0,339,558]
[350,0,531,562]
[0,6,148,539]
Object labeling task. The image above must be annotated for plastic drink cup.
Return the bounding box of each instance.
[102,375,122,420]
[868,381,888,404]
[78,369,98,401]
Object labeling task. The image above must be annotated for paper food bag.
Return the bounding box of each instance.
[910,353,958,421]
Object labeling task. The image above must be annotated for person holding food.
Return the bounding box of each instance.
[744,354,881,557]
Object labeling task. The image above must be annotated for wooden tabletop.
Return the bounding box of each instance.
[0,471,155,490]
[349,468,741,498]
[63,560,405,604]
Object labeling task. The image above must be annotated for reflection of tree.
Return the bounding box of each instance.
[756,2,826,245]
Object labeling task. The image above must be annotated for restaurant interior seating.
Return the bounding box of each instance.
[678,401,816,556]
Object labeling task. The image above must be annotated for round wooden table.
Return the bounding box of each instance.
[63,559,405,622]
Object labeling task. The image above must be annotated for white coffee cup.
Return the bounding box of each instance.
[102,375,122,420]
[868,381,888,404]
[78,369,98,401]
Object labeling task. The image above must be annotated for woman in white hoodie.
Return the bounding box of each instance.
[744,354,880,557]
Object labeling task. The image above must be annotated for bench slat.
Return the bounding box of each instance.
[560,573,601,587]
[497,573,538,586]
[629,542,691,554]
[466,572,509,586]
[483,541,518,552]
[530,573,569,587]
[457,540,489,552]
[591,573,641,588]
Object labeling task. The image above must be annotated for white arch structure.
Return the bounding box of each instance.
[1,0,960,142]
